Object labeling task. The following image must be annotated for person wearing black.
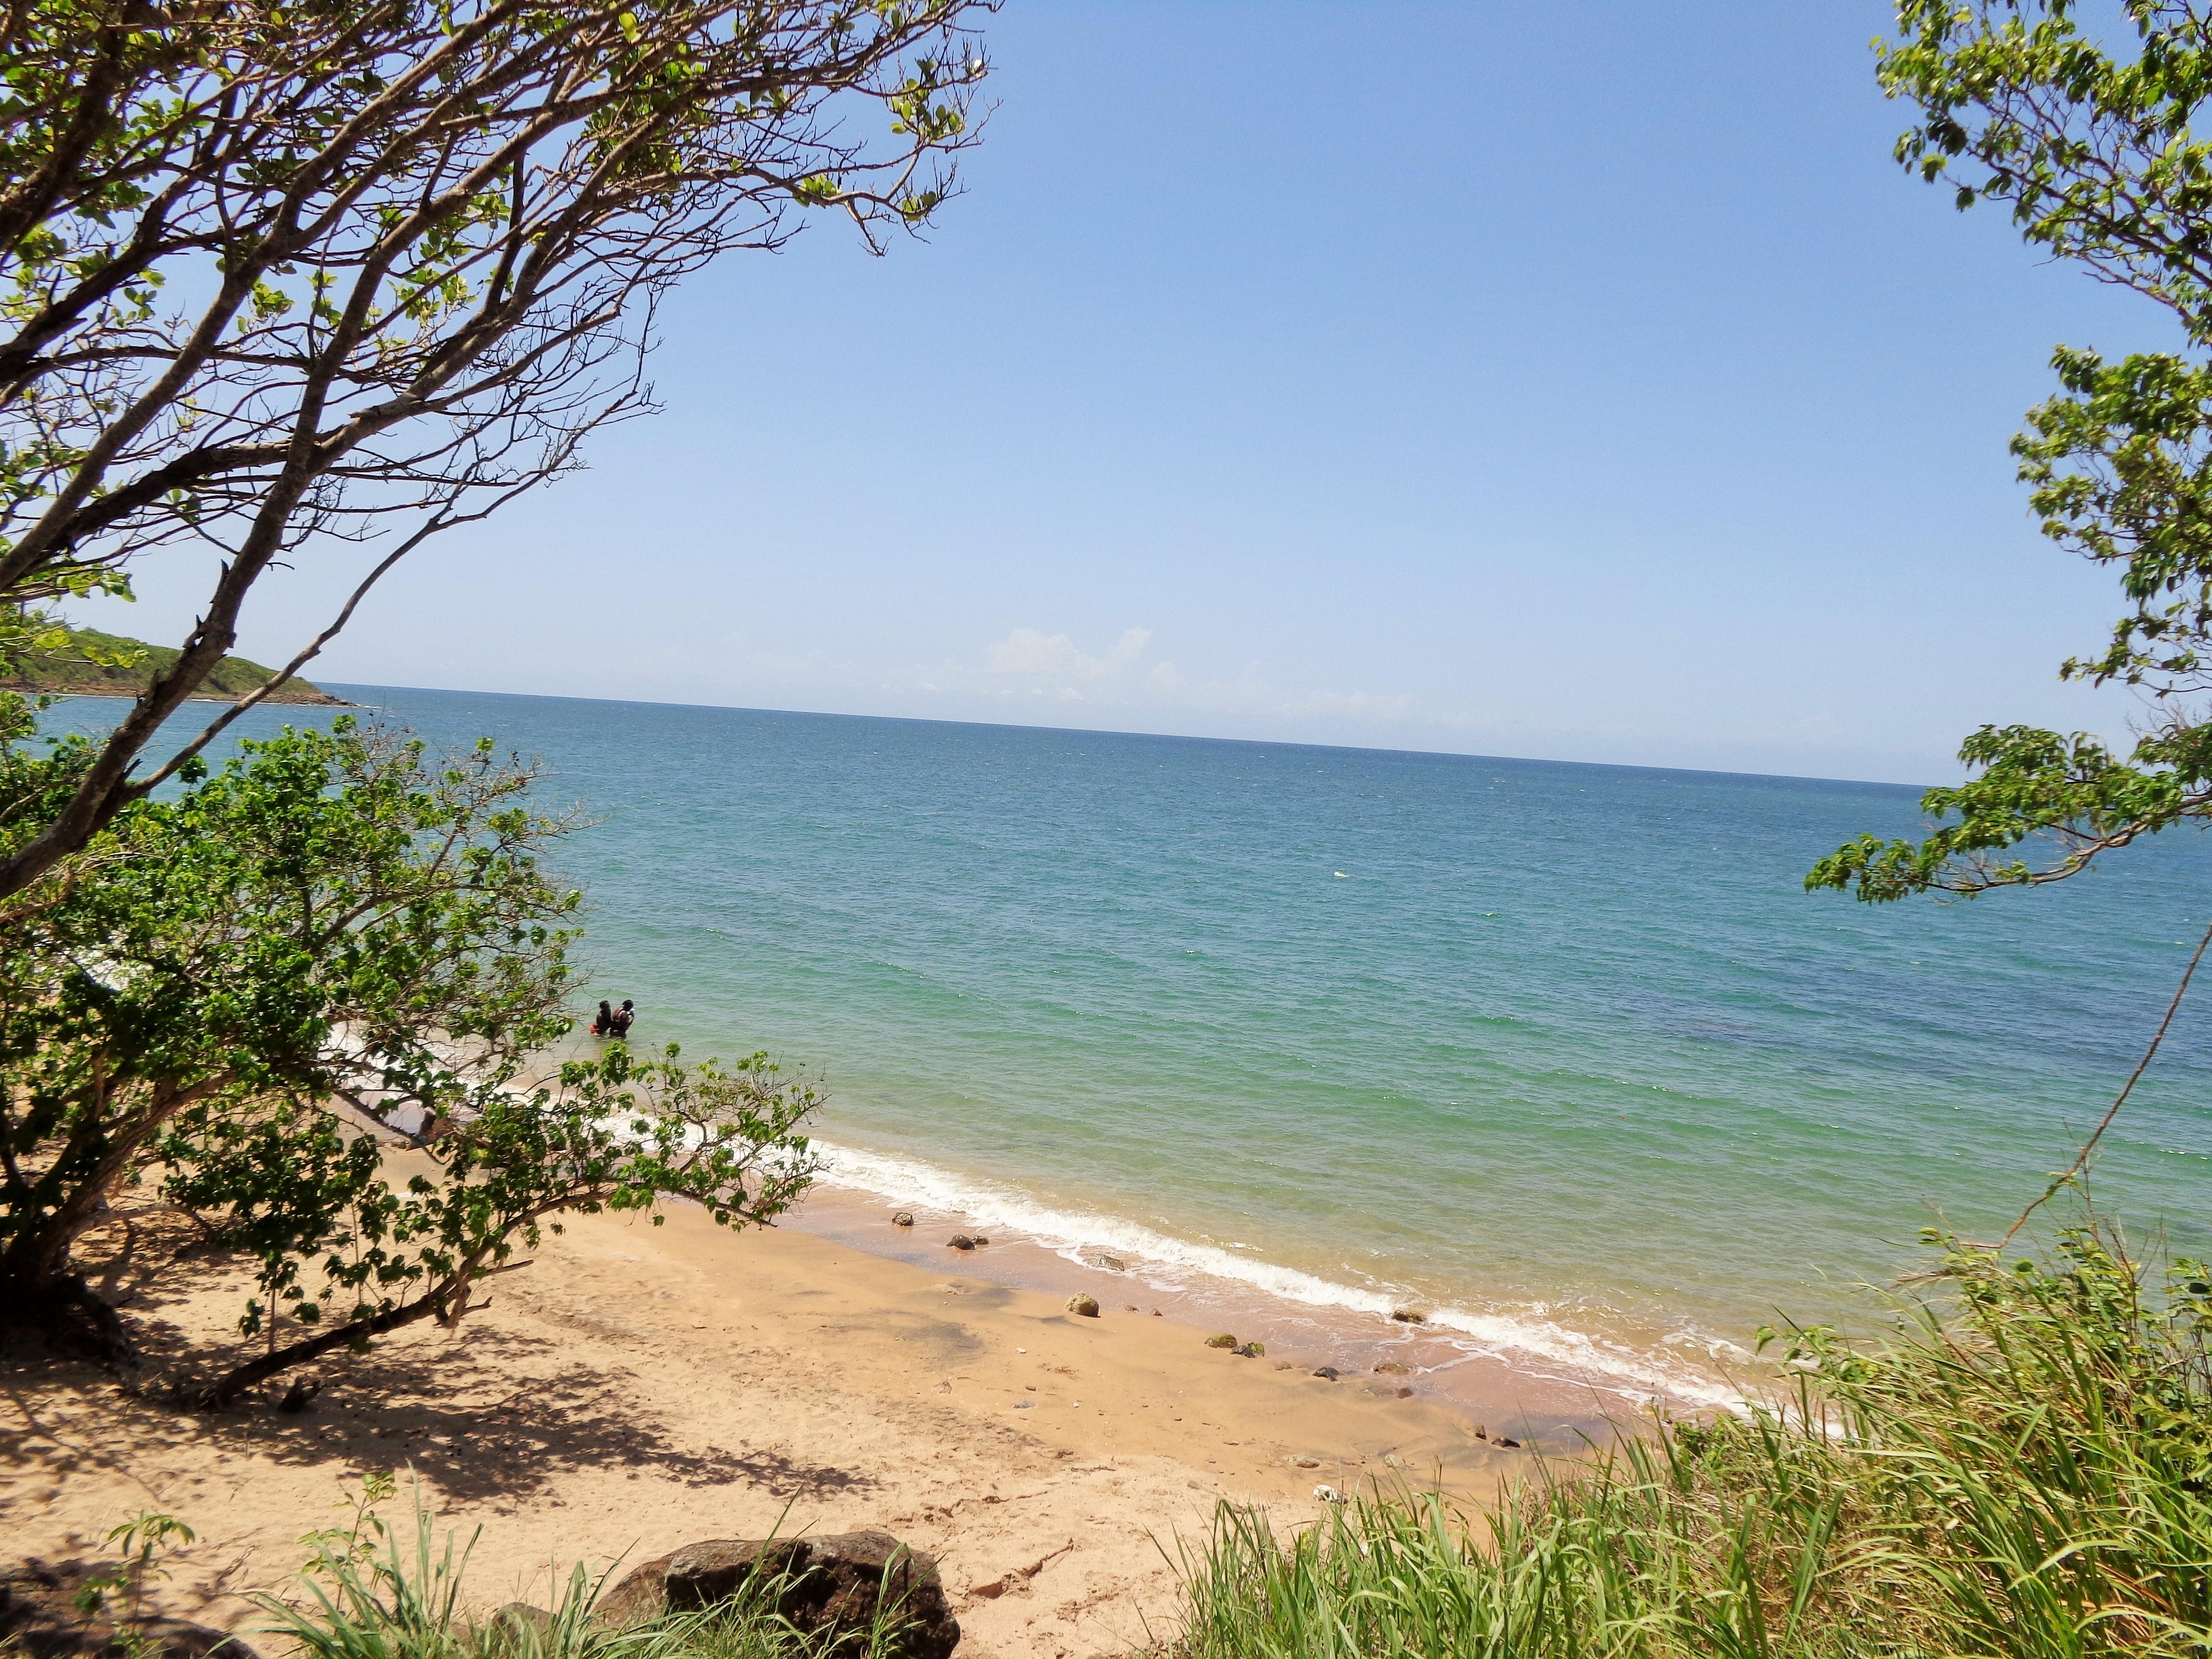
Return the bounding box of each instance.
[611,999,635,1039]
[591,999,613,1036]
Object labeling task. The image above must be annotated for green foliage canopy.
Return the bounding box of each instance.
[185,1042,820,1409]
[0,718,579,1306]
[1815,0,2212,900]
[0,717,821,1398]
[0,0,993,904]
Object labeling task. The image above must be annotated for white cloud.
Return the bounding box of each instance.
[962,623,1447,733]
[985,625,1153,678]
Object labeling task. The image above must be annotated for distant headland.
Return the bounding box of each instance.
[6,626,349,706]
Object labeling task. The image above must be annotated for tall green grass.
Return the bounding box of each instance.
[258,1489,918,1659]
[1175,1225,2212,1659]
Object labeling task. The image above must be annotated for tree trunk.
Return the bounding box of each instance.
[0,1270,138,1364]
[196,1281,453,1408]
[0,1077,214,1314]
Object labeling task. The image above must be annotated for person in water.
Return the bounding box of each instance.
[611,999,635,1039]
[591,999,613,1037]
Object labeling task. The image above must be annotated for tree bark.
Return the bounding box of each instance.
[195,1281,454,1408]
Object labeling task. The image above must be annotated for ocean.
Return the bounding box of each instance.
[45,685,2212,1408]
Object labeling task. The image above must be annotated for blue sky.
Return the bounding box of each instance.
[84,1,2182,783]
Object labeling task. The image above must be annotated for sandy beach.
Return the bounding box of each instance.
[3,1178,1549,1659]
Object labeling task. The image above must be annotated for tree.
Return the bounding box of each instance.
[0,0,992,902]
[0,718,580,1350]
[181,1042,819,1409]
[1811,0,2212,902]
[0,719,823,1397]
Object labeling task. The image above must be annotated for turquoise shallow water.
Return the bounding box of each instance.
[47,686,2212,1403]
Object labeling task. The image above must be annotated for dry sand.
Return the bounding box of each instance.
[3,1187,1546,1659]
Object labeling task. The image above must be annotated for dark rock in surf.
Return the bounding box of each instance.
[1311,1366,1339,1381]
[947,1235,976,1251]
[891,1211,915,1227]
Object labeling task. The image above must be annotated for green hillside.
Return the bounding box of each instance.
[6,626,347,705]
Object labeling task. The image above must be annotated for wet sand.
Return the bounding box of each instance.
[788,1182,1679,1445]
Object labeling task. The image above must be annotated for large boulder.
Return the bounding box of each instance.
[0,1560,256,1659]
[596,1533,957,1659]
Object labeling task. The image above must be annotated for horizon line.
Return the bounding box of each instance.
[313,678,1933,795]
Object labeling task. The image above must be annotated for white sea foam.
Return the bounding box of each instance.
[810,1136,1750,1414]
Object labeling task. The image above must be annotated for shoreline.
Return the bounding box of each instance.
[783,1135,1756,1426]
[26,687,355,707]
[782,1179,1724,1446]
[548,1027,1756,1429]
[5,1180,1529,1659]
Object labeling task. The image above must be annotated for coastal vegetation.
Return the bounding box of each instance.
[0,717,823,1399]
[16,3,2212,1659]
[60,1479,940,1659]
[262,1482,940,1659]
[3,626,343,706]
[1,0,973,1392]
[1813,0,2212,904]
[0,0,991,904]
[1178,1224,2212,1659]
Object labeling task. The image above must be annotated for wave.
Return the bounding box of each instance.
[809,1135,1750,1414]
